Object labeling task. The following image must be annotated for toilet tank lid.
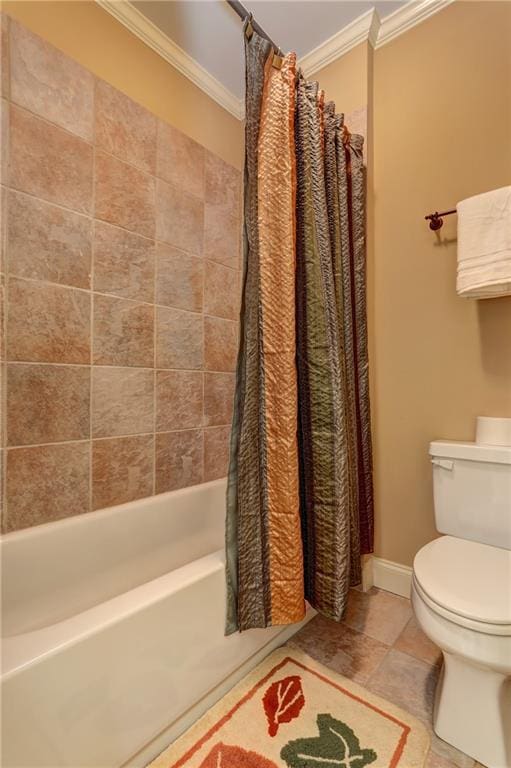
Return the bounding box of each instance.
[429,440,511,465]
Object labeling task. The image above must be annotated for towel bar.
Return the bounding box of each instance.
[424,209,457,230]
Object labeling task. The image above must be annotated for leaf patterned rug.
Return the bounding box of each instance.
[149,647,430,768]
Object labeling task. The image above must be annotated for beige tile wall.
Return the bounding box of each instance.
[0,15,241,532]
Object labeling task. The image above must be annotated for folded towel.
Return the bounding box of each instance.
[456,186,511,299]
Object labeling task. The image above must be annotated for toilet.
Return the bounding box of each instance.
[412,428,511,768]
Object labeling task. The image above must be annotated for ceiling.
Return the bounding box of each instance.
[132,1,406,100]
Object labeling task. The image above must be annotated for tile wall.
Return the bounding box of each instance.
[0,15,241,532]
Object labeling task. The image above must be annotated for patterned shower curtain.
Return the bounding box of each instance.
[226,23,373,635]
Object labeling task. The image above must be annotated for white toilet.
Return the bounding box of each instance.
[412,426,511,768]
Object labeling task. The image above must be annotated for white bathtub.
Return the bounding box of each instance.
[1,479,313,768]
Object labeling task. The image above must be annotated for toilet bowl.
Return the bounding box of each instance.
[412,436,511,768]
[412,536,511,767]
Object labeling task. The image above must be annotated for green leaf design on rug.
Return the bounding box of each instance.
[280,713,377,768]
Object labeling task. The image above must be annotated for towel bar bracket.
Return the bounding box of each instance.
[424,209,457,230]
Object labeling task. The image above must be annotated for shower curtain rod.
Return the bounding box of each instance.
[226,0,283,54]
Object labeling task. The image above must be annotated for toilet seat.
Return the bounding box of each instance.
[413,575,511,637]
[413,535,511,636]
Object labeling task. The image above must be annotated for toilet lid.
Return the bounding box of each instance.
[413,536,511,626]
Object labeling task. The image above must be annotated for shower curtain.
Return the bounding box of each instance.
[226,23,373,635]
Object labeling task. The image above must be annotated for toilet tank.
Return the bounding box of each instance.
[429,441,511,550]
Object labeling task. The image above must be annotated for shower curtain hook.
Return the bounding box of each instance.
[272,53,283,69]
[244,13,254,40]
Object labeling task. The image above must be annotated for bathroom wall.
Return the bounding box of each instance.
[2,1,510,562]
[313,42,370,120]
[313,42,372,162]
[372,0,511,566]
[0,14,242,531]
[1,1,243,170]
[313,2,511,568]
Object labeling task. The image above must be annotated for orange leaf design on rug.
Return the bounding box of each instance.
[262,675,305,737]
[199,743,279,767]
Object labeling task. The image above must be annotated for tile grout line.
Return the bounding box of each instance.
[5,184,240,269]
[364,643,394,688]
[9,99,233,206]
[2,80,11,527]
[152,206,158,497]
[201,227,206,482]
[4,360,237,374]
[89,82,97,516]
[6,273,240,318]
[6,184,94,226]
[4,425,233,453]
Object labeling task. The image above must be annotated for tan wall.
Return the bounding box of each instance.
[372,1,511,565]
[314,42,369,118]
[1,0,243,169]
[307,2,511,568]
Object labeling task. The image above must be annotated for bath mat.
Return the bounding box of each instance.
[149,647,430,768]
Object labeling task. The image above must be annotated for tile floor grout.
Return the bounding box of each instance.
[287,587,478,768]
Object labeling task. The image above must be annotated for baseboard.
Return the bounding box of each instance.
[372,556,413,598]
[361,554,374,592]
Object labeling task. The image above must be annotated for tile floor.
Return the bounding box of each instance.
[287,587,484,768]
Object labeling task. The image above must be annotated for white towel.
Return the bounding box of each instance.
[456,186,511,299]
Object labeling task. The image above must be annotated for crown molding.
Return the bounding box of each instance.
[95,0,244,120]
[300,0,455,76]
[375,0,455,48]
[96,0,455,123]
[299,9,377,77]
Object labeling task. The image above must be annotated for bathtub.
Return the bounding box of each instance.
[1,478,313,768]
